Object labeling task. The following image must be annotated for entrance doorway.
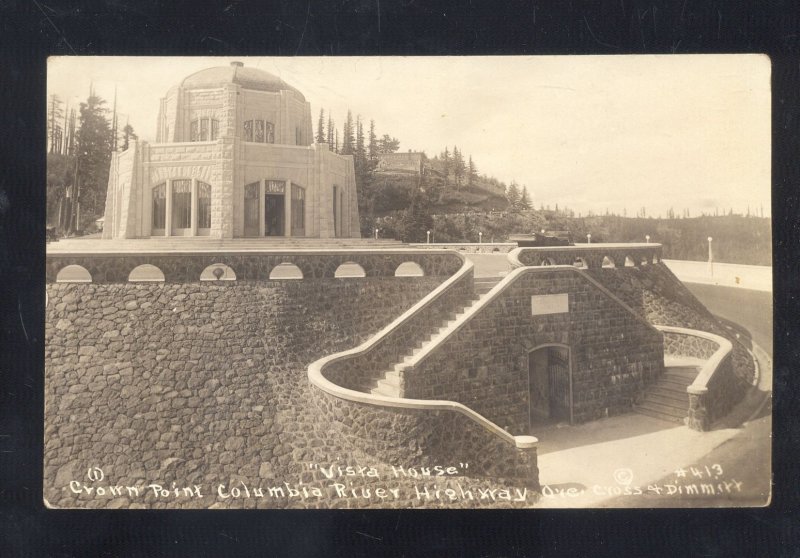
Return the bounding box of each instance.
[265,193,285,236]
[244,182,260,237]
[528,345,572,426]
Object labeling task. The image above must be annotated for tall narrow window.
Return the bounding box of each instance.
[296,127,301,145]
[190,120,200,142]
[266,122,274,143]
[210,119,219,140]
[200,119,209,141]
[254,120,265,142]
[243,120,253,142]
[172,179,192,229]
[198,181,211,229]
[291,183,305,234]
[152,183,166,230]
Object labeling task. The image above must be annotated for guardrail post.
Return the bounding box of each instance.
[686,386,710,431]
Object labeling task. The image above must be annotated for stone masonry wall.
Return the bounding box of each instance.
[403,268,665,433]
[45,277,448,509]
[311,389,538,489]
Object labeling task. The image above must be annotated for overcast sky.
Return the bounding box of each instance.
[48,55,771,218]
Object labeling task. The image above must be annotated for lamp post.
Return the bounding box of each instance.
[426,230,431,244]
[708,236,714,277]
[374,228,379,240]
[645,234,650,244]
[586,233,591,244]
[479,231,483,244]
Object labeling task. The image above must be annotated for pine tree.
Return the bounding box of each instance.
[48,94,64,154]
[441,148,451,186]
[368,119,378,160]
[520,187,531,210]
[75,93,113,230]
[316,109,326,144]
[452,146,466,188]
[506,181,521,211]
[467,155,477,187]
[341,110,355,155]
[327,113,334,150]
[121,123,138,151]
[355,116,366,165]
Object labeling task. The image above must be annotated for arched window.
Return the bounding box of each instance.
[334,262,366,278]
[172,179,192,229]
[128,264,165,282]
[395,262,424,277]
[190,117,219,141]
[198,181,211,229]
[152,183,166,230]
[269,263,303,280]
[56,264,92,283]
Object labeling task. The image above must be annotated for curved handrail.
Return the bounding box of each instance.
[653,325,733,395]
[307,255,538,450]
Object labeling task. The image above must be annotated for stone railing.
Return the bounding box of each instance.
[308,258,540,488]
[46,249,464,283]
[655,326,735,431]
[409,243,517,254]
[509,243,662,270]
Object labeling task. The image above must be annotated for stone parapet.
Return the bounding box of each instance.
[47,249,465,283]
[510,243,662,270]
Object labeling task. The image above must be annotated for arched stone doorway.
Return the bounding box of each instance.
[528,344,572,427]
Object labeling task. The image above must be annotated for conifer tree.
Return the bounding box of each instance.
[48,94,64,154]
[355,116,366,164]
[316,109,326,144]
[121,123,137,151]
[520,186,531,210]
[467,155,477,187]
[441,147,451,186]
[75,93,113,228]
[327,113,334,150]
[341,110,355,155]
[452,146,466,188]
[506,181,521,211]
[368,119,378,160]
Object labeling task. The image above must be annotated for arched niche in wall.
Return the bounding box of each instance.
[334,261,366,278]
[539,258,556,266]
[128,264,166,282]
[269,263,304,280]
[602,256,616,268]
[573,257,588,269]
[56,264,92,283]
[394,261,425,277]
[200,263,237,281]
[624,256,636,268]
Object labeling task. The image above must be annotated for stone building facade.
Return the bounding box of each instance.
[103,62,360,240]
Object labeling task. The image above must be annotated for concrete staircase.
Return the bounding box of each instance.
[634,366,699,423]
[358,276,503,397]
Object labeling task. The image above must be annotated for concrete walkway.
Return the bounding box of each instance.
[533,340,772,508]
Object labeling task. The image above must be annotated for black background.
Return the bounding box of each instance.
[1,1,798,556]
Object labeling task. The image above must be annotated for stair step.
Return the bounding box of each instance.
[659,376,694,388]
[649,386,688,402]
[644,392,688,409]
[635,400,687,418]
[634,405,686,424]
[663,369,699,380]
[371,384,399,397]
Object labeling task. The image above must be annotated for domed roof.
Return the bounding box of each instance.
[181,62,305,100]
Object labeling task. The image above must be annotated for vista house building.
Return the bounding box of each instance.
[102,61,360,240]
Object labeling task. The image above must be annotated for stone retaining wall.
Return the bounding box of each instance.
[661,331,719,360]
[311,389,538,488]
[44,277,445,508]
